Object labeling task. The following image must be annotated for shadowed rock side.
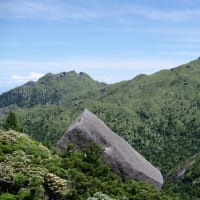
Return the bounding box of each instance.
[0,106,15,120]
[57,109,164,189]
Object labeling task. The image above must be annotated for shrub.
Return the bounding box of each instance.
[0,193,17,200]
[17,188,31,200]
[13,173,28,187]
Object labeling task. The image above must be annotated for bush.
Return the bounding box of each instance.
[87,192,117,200]
[17,188,31,200]
[13,173,28,187]
[0,193,17,200]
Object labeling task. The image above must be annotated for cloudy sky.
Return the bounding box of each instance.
[1,0,200,93]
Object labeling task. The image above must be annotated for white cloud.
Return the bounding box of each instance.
[0,0,100,21]
[1,0,200,22]
[0,56,191,77]
[10,72,44,85]
[103,76,113,83]
[0,58,182,71]
[125,6,200,22]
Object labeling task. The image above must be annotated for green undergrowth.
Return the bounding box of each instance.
[0,130,177,200]
[163,153,200,200]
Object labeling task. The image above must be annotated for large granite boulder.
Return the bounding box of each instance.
[57,109,163,189]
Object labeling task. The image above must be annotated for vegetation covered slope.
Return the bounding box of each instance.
[1,58,200,176]
[0,71,105,108]
[0,130,176,200]
[163,153,200,200]
[0,130,68,200]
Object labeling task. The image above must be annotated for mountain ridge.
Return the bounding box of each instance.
[1,58,200,199]
[1,58,200,175]
[0,71,105,108]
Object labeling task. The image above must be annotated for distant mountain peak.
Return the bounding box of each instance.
[38,72,53,81]
[0,70,103,108]
[38,71,93,82]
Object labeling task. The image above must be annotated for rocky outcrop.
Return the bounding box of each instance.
[57,109,164,189]
[0,106,15,120]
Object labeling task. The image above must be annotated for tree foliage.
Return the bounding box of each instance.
[3,112,22,132]
[0,130,177,200]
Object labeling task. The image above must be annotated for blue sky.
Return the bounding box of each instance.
[1,0,200,93]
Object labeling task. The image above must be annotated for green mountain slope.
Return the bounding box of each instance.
[0,130,176,200]
[163,153,200,200]
[0,71,105,108]
[1,58,200,176]
[86,58,200,174]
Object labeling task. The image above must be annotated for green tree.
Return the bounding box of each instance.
[3,112,23,132]
[13,173,28,187]
[17,188,31,200]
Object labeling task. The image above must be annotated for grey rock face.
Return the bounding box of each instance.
[57,109,164,189]
[0,106,15,120]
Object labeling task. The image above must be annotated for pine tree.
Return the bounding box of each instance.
[3,112,23,132]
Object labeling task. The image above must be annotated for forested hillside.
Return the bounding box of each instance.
[1,58,200,177]
[0,71,104,108]
[164,153,200,200]
[0,130,176,200]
